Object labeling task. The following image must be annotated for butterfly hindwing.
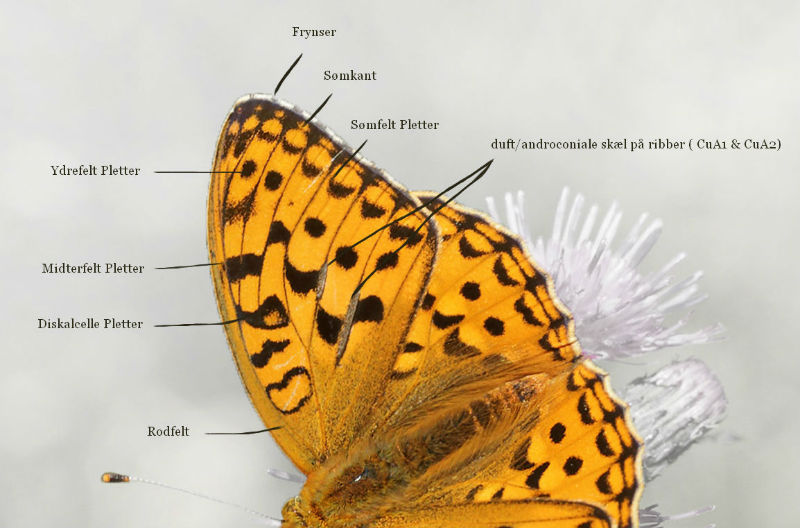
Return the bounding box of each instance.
[370,194,581,433]
[383,201,642,528]
[421,364,642,528]
[208,95,438,471]
[373,500,612,528]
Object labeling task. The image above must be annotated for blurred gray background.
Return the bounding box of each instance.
[2,1,798,526]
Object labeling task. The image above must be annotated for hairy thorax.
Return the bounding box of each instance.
[280,446,406,528]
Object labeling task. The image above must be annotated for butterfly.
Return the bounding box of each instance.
[207,95,643,528]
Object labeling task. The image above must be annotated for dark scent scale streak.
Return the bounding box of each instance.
[274,53,303,95]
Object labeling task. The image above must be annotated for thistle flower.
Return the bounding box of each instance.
[487,189,724,361]
[488,189,728,528]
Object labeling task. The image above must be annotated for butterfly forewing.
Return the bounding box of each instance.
[208,95,437,470]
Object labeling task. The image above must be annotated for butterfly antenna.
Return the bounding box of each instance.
[274,53,302,95]
[101,472,283,526]
[328,159,494,269]
[352,159,494,295]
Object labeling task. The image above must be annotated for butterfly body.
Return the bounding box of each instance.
[208,95,643,528]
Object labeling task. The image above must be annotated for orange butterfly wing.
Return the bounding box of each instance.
[386,198,643,528]
[208,95,438,472]
[374,500,613,528]
[208,96,643,528]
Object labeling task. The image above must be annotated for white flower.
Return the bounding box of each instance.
[488,189,728,528]
[623,359,727,481]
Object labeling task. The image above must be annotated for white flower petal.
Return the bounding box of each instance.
[487,189,724,360]
[623,359,727,480]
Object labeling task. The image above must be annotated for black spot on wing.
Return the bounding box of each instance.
[403,342,423,352]
[334,246,358,269]
[375,251,398,270]
[250,339,290,368]
[603,404,624,424]
[421,293,436,310]
[432,311,464,329]
[328,179,357,198]
[389,224,423,246]
[492,256,519,286]
[265,366,312,415]
[316,307,342,345]
[238,295,289,329]
[361,199,386,219]
[354,295,384,323]
[458,236,486,258]
[549,423,566,444]
[525,461,550,489]
[563,456,583,476]
[491,488,504,500]
[460,282,481,300]
[267,221,291,245]
[264,170,283,190]
[304,217,326,238]
[525,273,547,292]
[596,429,616,457]
[465,485,483,502]
[595,470,613,494]
[483,317,504,336]
[281,136,304,155]
[301,159,322,178]
[514,296,544,326]
[225,253,263,282]
[443,328,480,357]
[566,372,580,391]
[539,334,565,361]
[233,134,250,158]
[578,393,595,424]
[223,193,254,224]
[240,159,257,177]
